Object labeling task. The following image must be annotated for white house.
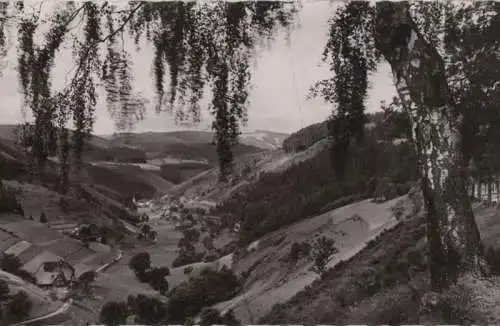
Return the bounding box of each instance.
[22,251,75,288]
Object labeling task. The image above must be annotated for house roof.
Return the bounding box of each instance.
[35,263,74,286]
[4,240,31,256]
[22,251,63,275]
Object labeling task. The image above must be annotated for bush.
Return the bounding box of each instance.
[128,252,151,275]
[4,291,32,324]
[172,251,203,268]
[78,271,97,291]
[290,242,301,261]
[0,182,23,215]
[199,307,240,326]
[145,267,170,294]
[0,279,9,301]
[311,237,338,276]
[485,245,500,275]
[99,301,129,326]
[289,241,312,262]
[391,199,406,221]
[128,294,167,324]
[167,267,240,323]
[0,253,22,275]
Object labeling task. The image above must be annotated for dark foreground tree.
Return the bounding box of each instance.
[309,1,500,291]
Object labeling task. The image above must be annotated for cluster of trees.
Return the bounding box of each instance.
[172,228,204,268]
[84,145,147,164]
[282,121,329,153]
[99,295,166,326]
[128,252,169,295]
[137,224,157,242]
[167,267,240,323]
[99,267,240,325]
[159,162,212,185]
[0,182,24,216]
[216,114,418,244]
[0,254,35,284]
[289,237,338,277]
[0,281,33,326]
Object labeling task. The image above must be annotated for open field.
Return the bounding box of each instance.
[0,270,64,321]
[211,196,407,323]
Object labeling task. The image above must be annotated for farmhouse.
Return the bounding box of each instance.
[22,251,75,288]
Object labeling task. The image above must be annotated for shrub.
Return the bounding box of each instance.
[144,267,170,294]
[78,271,97,291]
[4,291,32,324]
[485,245,500,275]
[0,279,9,301]
[0,182,23,215]
[172,251,203,268]
[39,212,47,223]
[0,253,22,275]
[99,301,129,326]
[289,241,311,262]
[167,267,240,323]
[128,252,151,275]
[199,307,240,326]
[391,199,406,221]
[128,294,167,325]
[290,242,301,261]
[311,237,338,276]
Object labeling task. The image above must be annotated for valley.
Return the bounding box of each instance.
[3,108,500,326]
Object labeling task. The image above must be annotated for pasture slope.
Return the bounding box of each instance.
[168,139,330,202]
[208,195,407,323]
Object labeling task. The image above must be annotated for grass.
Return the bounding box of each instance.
[261,203,500,325]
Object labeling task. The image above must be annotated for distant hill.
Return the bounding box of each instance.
[282,121,329,153]
[102,129,287,152]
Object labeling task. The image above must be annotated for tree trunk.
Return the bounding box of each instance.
[488,180,493,204]
[374,2,482,291]
[470,181,475,199]
[496,175,499,202]
[57,127,70,194]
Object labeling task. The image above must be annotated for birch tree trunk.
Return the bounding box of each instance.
[374,2,482,291]
[488,180,492,204]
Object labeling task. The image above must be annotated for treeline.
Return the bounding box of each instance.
[283,121,329,153]
[83,145,148,163]
[216,117,418,244]
[159,162,212,184]
[158,142,262,164]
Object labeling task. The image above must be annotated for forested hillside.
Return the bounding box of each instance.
[216,112,416,244]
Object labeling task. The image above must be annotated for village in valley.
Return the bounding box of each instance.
[2,1,500,325]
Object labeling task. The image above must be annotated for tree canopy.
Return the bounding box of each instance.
[0,1,298,180]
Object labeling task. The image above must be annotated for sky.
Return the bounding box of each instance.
[0,0,397,135]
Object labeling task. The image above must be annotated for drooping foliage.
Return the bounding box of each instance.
[310,2,379,177]
[1,1,298,184]
[308,1,500,291]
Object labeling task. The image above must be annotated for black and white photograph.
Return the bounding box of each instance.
[0,0,499,325]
